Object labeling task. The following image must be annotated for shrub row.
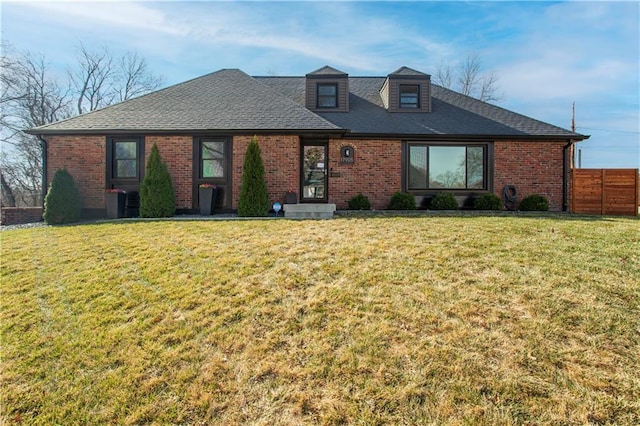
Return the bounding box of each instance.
[348,192,549,211]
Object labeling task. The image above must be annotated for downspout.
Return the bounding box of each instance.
[562,139,574,212]
[37,135,47,207]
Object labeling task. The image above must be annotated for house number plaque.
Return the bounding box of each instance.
[340,145,354,163]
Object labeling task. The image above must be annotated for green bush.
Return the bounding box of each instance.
[238,136,270,217]
[519,194,549,211]
[430,192,458,210]
[348,193,371,210]
[43,168,82,224]
[474,193,503,210]
[140,144,175,217]
[388,191,416,210]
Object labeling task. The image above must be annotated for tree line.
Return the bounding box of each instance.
[0,41,163,207]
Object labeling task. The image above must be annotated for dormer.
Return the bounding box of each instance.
[305,66,349,112]
[380,66,431,113]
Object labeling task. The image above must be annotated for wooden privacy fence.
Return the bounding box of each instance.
[572,169,639,216]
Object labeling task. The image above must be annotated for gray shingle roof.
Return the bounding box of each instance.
[29,67,586,140]
[29,69,341,134]
[307,65,348,76]
[259,76,583,138]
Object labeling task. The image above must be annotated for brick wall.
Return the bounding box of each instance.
[232,135,299,209]
[494,140,567,211]
[1,207,43,225]
[328,139,402,210]
[46,135,106,209]
[146,136,192,209]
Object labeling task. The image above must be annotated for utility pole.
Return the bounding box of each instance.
[571,101,575,133]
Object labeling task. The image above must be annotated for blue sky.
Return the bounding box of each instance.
[2,0,638,168]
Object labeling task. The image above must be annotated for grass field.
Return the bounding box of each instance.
[1,215,639,424]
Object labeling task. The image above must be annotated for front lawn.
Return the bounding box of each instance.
[1,216,638,424]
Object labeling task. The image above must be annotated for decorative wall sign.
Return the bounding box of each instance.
[340,145,354,163]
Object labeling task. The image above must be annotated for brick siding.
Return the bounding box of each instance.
[46,135,105,209]
[45,134,570,214]
[232,135,299,209]
[494,140,567,211]
[328,139,402,210]
[146,136,192,209]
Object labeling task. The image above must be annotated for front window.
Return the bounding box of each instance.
[400,85,420,109]
[201,140,225,178]
[113,140,140,179]
[408,144,486,190]
[317,83,338,108]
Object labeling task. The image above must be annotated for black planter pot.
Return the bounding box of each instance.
[199,187,217,215]
[105,191,127,219]
[285,191,298,204]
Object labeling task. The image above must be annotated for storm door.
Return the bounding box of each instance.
[300,141,328,203]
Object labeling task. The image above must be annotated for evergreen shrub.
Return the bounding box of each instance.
[238,136,270,217]
[474,193,503,210]
[139,144,175,217]
[43,168,82,224]
[430,192,458,210]
[388,191,416,210]
[348,193,371,210]
[519,194,549,211]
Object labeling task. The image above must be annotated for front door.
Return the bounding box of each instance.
[301,141,328,203]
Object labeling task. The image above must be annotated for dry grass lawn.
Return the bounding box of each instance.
[1,215,639,424]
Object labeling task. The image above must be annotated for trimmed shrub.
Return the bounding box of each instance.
[430,192,458,210]
[474,193,503,210]
[43,168,82,224]
[140,144,175,217]
[519,194,549,211]
[348,193,371,210]
[388,191,416,210]
[238,136,270,217]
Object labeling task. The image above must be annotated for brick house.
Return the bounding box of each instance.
[27,65,588,216]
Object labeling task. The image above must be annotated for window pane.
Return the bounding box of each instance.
[115,141,137,159]
[400,85,419,108]
[429,146,465,188]
[467,147,484,189]
[202,141,224,160]
[409,146,427,189]
[117,159,137,178]
[202,159,224,178]
[318,84,337,96]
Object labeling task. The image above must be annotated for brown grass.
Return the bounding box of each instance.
[1,215,639,424]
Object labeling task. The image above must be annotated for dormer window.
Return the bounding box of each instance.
[380,66,431,113]
[317,83,338,108]
[400,85,420,109]
[305,66,349,112]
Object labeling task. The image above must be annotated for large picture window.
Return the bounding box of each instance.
[408,144,486,190]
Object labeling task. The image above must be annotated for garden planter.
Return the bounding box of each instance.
[199,186,217,215]
[285,191,298,204]
[105,191,127,219]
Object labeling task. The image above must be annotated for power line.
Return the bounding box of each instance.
[576,126,640,135]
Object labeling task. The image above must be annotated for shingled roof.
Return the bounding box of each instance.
[28,67,587,140]
[28,69,342,134]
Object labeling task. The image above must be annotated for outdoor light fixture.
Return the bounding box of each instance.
[273,202,282,217]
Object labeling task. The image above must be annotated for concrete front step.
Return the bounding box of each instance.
[283,203,336,219]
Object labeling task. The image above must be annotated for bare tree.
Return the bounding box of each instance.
[115,51,163,102]
[1,43,72,206]
[70,43,114,114]
[433,53,501,102]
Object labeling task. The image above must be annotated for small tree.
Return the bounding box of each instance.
[139,144,175,217]
[43,168,81,224]
[238,136,269,217]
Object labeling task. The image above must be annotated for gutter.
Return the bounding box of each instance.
[562,139,574,212]
[37,135,47,207]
